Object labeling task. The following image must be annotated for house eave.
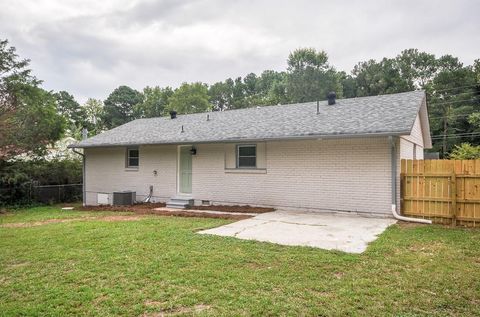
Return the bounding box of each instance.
[68,130,411,149]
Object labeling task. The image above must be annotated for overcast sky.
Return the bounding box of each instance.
[1,0,479,103]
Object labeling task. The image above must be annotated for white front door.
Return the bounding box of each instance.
[178,146,192,194]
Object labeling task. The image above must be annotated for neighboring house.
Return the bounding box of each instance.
[69,90,431,216]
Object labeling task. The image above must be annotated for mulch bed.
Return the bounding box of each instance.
[79,202,166,213]
[77,202,255,220]
[79,203,274,214]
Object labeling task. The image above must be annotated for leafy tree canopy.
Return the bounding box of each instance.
[55,90,85,131]
[135,86,173,118]
[166,82,210,114]
[82,98,104,135]
[102,85,143,129]
[286,48,342,103]
[0,39,65,160]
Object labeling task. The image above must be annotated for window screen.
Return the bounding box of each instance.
[237,145,256,168]
[127,148,139,168]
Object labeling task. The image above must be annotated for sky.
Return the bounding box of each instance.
[1,0,479,103]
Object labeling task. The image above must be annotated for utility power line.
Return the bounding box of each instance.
[431,132,480,140]
[427,84,479,93]
[428,112,479,121]
[427,97,480,107]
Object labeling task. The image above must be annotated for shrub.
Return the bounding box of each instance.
[449,143,480,160]
[0,159,82,206]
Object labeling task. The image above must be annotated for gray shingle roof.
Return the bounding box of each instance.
[70,90,426,148]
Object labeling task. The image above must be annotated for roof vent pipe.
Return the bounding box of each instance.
[327,92,336,105]
[207,114,210,121]
[169,110,177,119]
[316,101,320,114]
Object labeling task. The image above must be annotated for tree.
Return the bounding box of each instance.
[167,82,211,114]
[286,48,342,103]
[395,49,437,88]
[209,81,232,111]
[339,71,357,98]
[83,98,104,136]
[231,77,247,109]
[426,58,478,156]
[474,59,480,84]
[251,70,289,106]
[102,85,143,129]
[449,143,480,159]
[352,58,410,97]
[55,90,86,133]
[135,86,173,118]
[0,39,65,160]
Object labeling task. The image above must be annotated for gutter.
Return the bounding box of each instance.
[389,136,431,224]
[68,130,412,149]
[72,148,86,207]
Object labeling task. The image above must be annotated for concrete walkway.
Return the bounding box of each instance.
[198,210,396,253]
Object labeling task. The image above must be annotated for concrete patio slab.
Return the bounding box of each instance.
[198,210,396,253]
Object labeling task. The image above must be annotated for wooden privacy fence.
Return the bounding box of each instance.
[401,159,480,227]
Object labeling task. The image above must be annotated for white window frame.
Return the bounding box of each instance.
[126,147,139,168]
[236,144,257,169]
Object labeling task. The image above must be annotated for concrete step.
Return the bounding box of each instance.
[166,202,190,209]
[166,196,194,209]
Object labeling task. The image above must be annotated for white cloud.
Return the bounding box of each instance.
[1,0,479,103]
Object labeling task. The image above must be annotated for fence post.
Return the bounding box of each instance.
[451,171,457,227]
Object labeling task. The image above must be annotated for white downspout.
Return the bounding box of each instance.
[389,136,432,224]
[72,148,86,207]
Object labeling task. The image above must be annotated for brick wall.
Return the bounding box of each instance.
[85,137,392,214]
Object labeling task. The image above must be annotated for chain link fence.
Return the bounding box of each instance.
[0,183,82,205]
[31,184,83,204]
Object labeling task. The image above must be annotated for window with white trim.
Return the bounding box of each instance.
[126,148,139,168]
[237,145,256,168]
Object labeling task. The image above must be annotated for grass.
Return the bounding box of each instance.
[1,206,480,316]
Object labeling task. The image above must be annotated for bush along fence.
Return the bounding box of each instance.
[0,182,82,206]
[0,159,82,206]
[401,159,480,227]
[31,183,82,204]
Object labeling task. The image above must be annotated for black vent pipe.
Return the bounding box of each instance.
[327,92,336,105]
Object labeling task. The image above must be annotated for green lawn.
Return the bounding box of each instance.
[1,207,479,316]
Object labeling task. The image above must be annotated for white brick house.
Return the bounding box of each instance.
[70,91,431,216]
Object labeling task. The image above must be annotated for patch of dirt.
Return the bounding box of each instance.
[396,221,429,229]
[1,218,88,228]
[80,202,254,219]
[98,215,145,222]
[7,261,30,268]
[80,202,272,215]
[1,215,148,228]
[333,272,344,279]
[408,241,446,255]
[142,304,211,316]
[192,204,275,214]
[144,301,165,308]
[79,202,167,213]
